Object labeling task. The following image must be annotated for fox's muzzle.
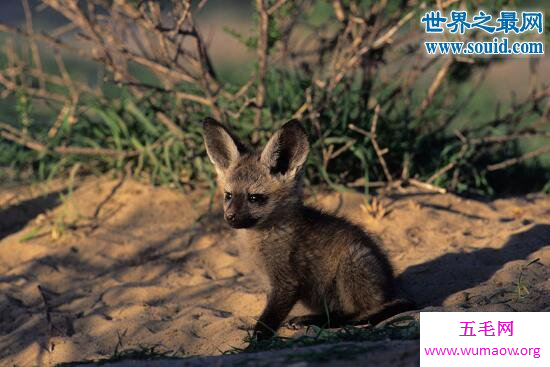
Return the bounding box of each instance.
[225,213,258,228]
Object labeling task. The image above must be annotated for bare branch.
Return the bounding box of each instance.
[369,105,393,183]
[22,0,45,90]
[487,146,550,171]
[427,142,468,184]
[407,178,447,194]
[267,0,288,15]
[254,0,269,141]
[420,58,453,111]
[1,121,139,158]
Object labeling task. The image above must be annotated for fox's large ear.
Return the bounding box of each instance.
[260,119,309,177]
[203,118,246,174]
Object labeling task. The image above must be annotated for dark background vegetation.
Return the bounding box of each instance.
[0,0,549,196]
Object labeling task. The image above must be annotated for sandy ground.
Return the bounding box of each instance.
[0,176,549,366]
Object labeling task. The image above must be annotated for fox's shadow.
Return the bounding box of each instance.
[397,224,550,307]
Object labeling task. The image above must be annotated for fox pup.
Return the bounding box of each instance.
[203,117,406,339]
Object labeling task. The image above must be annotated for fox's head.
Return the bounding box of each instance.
[202,118,309,229]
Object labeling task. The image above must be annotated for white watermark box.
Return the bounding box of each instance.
[420,312,549,366]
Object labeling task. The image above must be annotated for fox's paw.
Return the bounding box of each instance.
[285,315,322,329]
[284,317,304,330]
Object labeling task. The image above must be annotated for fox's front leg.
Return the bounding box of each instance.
[253,288,298,340]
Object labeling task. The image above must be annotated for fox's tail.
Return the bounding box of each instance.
[355,299,416,326]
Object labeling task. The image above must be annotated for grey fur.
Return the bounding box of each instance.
[202,118,406,340]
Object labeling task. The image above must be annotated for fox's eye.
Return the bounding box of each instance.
[224,192,232,201]
[248,194,267,204]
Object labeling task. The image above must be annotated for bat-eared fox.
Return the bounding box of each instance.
[202,117,412,340]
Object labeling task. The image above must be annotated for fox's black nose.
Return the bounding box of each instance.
[224,213,258,228]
